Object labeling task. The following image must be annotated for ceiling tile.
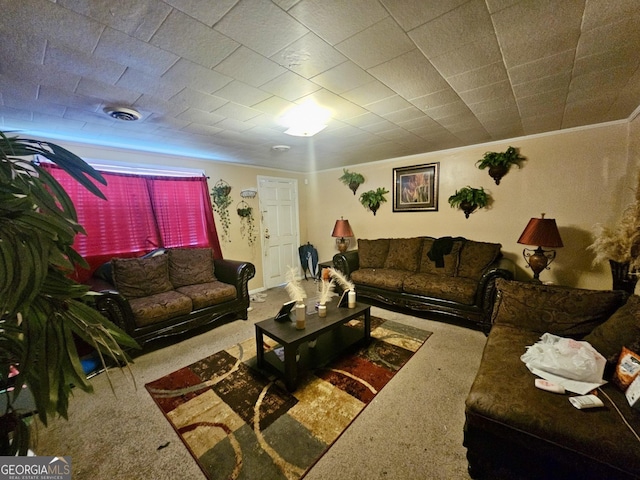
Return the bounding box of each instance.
[213,81,273,107]
[508,49,575,85]
[576,17,640,59]
[382,106,426,123]
[342,112,387,128]
[365,95,414,115]
[289,0,388,45]
[368,49,451,100]
[410,89,461,110]
[214,47,286,88]
[161,59,233,94]
[459,80,514,105]
[150,9,239,68]
[58,0,171,42]
[214,0,308,57]
[95,28,179,77]
[251,96,295,117]
[0,0,103,54]
[260,71,322,101]
[428,35,503,79]
[341,80,396,105]
[425,100,474,120]
[409,0,493,58]
[213,102,261,122]
[381,0,469,31]
[300,89,368,120]
[311,61,375,94]
[170,88,228,112]
[116,68,183,101]
[336,17,415,70]
[76,78,141,106]
[581,0,640,31]
[176,108,225,125]
[38,85,103,110]
[446,62,508,92]
[163,0,238,27]
[44,44,126,85]
[491,0,584,68]
[272,32,347,78]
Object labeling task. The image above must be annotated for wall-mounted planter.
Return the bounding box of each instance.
[475,146,525,185]
[448,186,490,218]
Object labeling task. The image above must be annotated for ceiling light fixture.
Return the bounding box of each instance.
[104,106,141,121]
[280,101,330,137]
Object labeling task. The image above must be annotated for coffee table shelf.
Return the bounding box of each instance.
[255,302,371,391]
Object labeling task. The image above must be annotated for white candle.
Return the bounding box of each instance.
[295,303,306,329]
[318,304,327,317]
[348,290,356,308]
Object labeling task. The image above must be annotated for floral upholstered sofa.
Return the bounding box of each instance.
[88,247,255,346]
[465,279,640,479]
[333,236,515,330]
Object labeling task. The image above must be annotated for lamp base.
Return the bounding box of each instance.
[336,237,349,253]
[522,246,556,281]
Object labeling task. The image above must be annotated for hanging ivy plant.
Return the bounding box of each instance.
[211,179,232,242]
[237,200,257,247]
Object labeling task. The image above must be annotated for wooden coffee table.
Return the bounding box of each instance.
[255,301,371,391]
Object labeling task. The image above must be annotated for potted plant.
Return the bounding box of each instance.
[237,201,257,247]
[210,179,232,242]
[0,132,138,455]
[339,168,365,195]
[587,187,640,293]
[448,186,490,218]
[475,146,525,185]
[359,187,389,216]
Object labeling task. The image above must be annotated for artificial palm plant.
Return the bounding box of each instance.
[0,132,138,455]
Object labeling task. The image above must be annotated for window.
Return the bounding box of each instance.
[41,163,222,281]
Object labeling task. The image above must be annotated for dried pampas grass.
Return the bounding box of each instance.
[285,266,306,303]
[588,176,640,269]
[327,267,354,292]
[317,278,337,305]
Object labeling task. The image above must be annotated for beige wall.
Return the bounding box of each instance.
[53,140,306,292]
[53,116,638,291]
[307,121,637,290]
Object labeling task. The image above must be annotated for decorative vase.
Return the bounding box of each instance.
[488,165,508,185]
[609,260,638,294]
[295,303,306,329]
[318,304,327,317]
[348,290,356,308]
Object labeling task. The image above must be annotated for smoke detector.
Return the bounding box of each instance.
[271,145,290,152]
[104,106,141,121]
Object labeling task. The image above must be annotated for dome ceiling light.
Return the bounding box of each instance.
[104,106,142,121]
[280,101,330,137]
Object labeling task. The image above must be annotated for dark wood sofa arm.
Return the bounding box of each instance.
[332,250,359,277]
[214,258,256,306]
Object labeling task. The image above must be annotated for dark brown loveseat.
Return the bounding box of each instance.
[464,279,640,480]
[88,247,255,346]
[333,237,515,330]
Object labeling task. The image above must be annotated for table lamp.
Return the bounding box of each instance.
[331,217,354,253]
[517,213,563,282]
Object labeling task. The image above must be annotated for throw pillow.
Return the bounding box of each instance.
[384,238,423,272]
[492,279,628,337]
[419,237,461,276]
[112,254,173,299]
[457,241,501,279]
[584,295,640,364]
[168,248,216,288]
[358,239,390,269]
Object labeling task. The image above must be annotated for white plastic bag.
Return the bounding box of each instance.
[521,333,606,383]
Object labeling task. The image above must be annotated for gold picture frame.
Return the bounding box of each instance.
[392,162,439,212]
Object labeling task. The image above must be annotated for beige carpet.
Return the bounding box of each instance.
[33,281,487,479]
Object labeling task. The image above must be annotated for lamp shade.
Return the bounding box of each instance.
[331,218,354,238]
[517,214,563,248]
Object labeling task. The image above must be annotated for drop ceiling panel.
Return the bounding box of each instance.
[288,0,388,45]
[214,0,308,57]
[3,0,640,172]
[58,0,171,42]
[336,17,415,70]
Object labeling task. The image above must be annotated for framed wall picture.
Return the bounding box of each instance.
[393,162,439,212]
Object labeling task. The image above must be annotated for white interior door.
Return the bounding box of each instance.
[258,176,300,289]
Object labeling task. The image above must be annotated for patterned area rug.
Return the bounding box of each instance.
[145,316,432,480]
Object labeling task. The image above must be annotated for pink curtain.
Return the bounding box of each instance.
[41,164,222,281]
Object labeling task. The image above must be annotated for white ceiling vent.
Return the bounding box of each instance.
[104,106,141,121]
